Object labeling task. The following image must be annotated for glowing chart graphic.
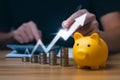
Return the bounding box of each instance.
[28,13,87,57]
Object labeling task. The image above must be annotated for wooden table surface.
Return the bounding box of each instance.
[0,50,120,80]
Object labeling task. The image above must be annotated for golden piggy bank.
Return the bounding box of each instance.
[72,32,108,69]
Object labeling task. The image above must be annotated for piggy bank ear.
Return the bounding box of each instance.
[74,32,83,41]
[90,33,100,43]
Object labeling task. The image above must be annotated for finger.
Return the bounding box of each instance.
[22,23,34,42]
[87,19,99,35]
[83,12,96,26]
[77,19,98,36]
[15,36,24,43]
[21,30,31,43]
[19,23,33,43]
[62,9,88,28]
[28,21,41,41]
[12,30,25,43]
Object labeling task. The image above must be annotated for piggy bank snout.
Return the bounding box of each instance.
[76,50,88,60]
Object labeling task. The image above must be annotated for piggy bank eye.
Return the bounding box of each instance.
[87,44,91,47]
[77,43,79,46]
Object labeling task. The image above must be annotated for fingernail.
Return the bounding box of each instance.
[62,20,69,28]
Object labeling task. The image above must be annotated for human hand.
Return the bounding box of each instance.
[62,9,99,36]
[11,21,42,43]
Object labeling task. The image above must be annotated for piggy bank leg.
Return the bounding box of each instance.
[90,65,99,70]
[100,62,106,68]
[77,65,84,69]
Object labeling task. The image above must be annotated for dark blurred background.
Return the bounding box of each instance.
[0,0,81,47]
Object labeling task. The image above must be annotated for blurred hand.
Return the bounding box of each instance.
[12,21,42,43]
[62,9,99,36]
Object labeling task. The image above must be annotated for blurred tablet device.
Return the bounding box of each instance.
[6,44,60,58]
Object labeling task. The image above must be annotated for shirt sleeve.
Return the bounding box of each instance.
[90,0,120,18]
[79,0,120,30]
[79,0,120,17]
